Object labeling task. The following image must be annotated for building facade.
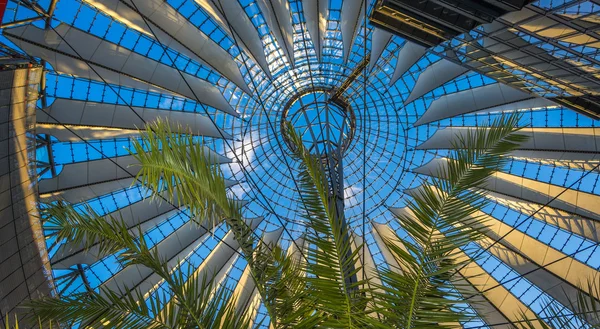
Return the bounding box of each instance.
[372,0,600,118]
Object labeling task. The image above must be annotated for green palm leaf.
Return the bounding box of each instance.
[130,119,310,328]
[283,121,381,328]
[376,113,528,328]
[517,279,600,329]
[29,114,547,329]
[30,202,251,329]
[130,118,242,229]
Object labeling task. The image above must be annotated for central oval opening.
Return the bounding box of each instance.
[281,89,356,158]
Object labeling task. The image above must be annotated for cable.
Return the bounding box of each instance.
[361,0,368,284]
[38,2,326,261]
[462,208,600,301]
[464,309,599,329]
[37,17,285,269]
[448,159,600,279]
[124,0,314,264]
[36,105,250,279]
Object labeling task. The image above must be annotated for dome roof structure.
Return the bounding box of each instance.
[1,0,600,328]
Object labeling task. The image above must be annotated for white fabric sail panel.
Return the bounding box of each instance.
[455,249,546,329]
[410,157,449,178]
[388,207,409,219]
[119,0,251,94]
[256,0,295,66]
[107,216,256,297]
[82,0,153,37]
[371,222,406,272]
[211,228,283,303]
[287,237,307,261]
[80,0,250,94]
[378,217,542,328]
[57,208,180,271]
[214,228,283,293]
[487,191,600,243]
[195,0,271,77]
[232,235,302,317]
[37,123,141,142]
[521,127,600,153]
[488,171,600,224]
[368,27,392,72]
[37,155,140,195]
[192,0,229,34]
[4,27,174,97]
[395,195,600,323]
[474,97,558,115]
[212,229,284,302]
[387,208,513,328]
[413,158,600,222]
[340,0,364,63]
[477,215,600,306]
[51,194,179,268]
[37,147,230,196]
[38,123,232,157]
[452,275,513,329]
[414,83,537,126]
[103,219,211,294]
[404,59,469,105]
[4,23,165,92]
[417,127,600,153]
[147,216,263,314]
[39,177,136,204]
[390,41,426,86]
[38,99,231,139]
[232,264,256,314]
[40,174,237,204]
[352,233,382,288]
[212,254,242,297]
[83,0,209,70]
[5,24,238,116]
[303,0,328,62]
[192,217,263,280]
[245,289,265,328]
[262,227,285,246]
[509,150,600,172]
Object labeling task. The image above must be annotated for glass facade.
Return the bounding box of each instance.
[1,0,600,327]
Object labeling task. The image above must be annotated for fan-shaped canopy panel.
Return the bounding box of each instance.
[2,0,600,328]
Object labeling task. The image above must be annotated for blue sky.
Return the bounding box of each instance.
[3,0,600,327]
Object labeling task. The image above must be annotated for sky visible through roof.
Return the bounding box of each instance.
[3,0,600,327]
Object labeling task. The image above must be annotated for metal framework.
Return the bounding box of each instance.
[373,0,600,119]
[370,0,532,47]
[33,134,56,178]
[1,0,600,328]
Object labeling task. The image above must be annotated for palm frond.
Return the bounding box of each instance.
[4,314,56,329]
[130,118,241,229]
[253,242,317,328]
[26,283,176,329]
[27,272,249,329]
[130,119,309,327]
[41,201,132,258]
[377,113,528,328]
[30,115,537,329]
[517,279,600,329]
[166,265,252,329]
[33,201,251,329]
[283,121,380,328]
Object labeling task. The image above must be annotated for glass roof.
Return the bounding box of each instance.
[3,0,600,328]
